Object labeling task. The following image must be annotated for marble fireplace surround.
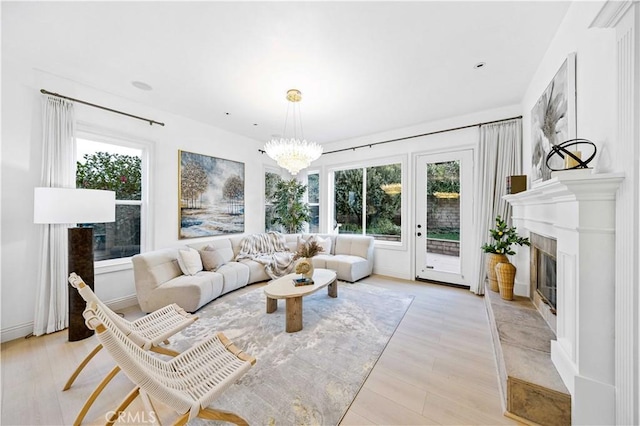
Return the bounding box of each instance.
[505,170,623,425]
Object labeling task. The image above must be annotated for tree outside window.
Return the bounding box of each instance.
[76,138,143,261]
[334,163,401,241]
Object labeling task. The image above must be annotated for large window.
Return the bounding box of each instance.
[76,137,144,261]
[307,171,319,233]
[333,163,402,241]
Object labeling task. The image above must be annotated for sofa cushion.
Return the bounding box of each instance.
[149,271,223,312]
[283,234,300,252]
[238,259,270,283]
[310,253,333,269]
[203,240,235,263]
[177,247,203,276]
[217,262,250,293]
[335,235,372,259]
[326,254,371,283]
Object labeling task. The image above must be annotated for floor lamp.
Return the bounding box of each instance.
[34,188,115,341]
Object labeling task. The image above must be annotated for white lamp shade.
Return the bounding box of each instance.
[34,188,116,224]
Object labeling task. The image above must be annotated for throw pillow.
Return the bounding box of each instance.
[203,244,234,263]
[177,247,203,276]
[199,249,227,271]
[297,235,331,256]
[314,236,332,254]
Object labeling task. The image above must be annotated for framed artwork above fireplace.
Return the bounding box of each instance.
[530,52,577,183]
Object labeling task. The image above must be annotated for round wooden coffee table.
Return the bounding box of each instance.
[263,268,337,333]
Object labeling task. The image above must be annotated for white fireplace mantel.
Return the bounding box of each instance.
[505,170,624,425]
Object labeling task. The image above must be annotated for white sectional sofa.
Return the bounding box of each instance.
[131,233,374,313]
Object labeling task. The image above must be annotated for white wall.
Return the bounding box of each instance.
[1,54,270,342]
[312,104,521,280]
[515,0,616,296]
[522,0,616,181]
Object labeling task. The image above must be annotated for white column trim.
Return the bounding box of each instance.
[591,1,640,424]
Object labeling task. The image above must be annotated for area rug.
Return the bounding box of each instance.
[168,281,414,425]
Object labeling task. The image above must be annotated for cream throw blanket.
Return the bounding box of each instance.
[235,232,295,279]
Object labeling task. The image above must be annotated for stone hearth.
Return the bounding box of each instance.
[485,285,570,425]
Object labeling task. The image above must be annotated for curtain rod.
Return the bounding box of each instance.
[40,89,165,127]
[322,115,522,155]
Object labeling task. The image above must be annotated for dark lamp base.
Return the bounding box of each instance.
[68,227,95,342]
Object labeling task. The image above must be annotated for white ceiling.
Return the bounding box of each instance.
[2,1,571,144]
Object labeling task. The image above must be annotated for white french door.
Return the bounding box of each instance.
[415,150,473,286]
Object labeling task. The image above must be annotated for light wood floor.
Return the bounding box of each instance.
[1,275,519,425]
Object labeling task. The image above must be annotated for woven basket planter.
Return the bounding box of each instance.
[485,253,508,292]
[495,261,517,300]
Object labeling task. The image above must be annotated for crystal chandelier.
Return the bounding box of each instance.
[264,89,323,175]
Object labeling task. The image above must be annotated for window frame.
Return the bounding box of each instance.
[328,155,407,249]
[76,124,153,273]
[306,170,320,234]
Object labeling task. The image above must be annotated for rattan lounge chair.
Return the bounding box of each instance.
[65,273,197,425]
[82,300,256,426]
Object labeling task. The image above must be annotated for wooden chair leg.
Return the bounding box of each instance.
[73,366,120,426]
[198,408,249,426]
[173,413,190,426]
[150,345,180,357]
[106,386,140,426]
[63,344,103,391]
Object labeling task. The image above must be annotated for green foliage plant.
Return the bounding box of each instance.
[271,178,311,234]
[76,152,141,199]
[481,215,530,255]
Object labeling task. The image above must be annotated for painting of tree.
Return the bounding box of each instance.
[179,150,244,238]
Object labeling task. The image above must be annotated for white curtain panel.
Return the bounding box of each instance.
[471,119,522,295]
[33,96,76,336]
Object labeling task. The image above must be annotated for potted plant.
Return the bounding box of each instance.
[481,215,530,298]
[271,178,311,233]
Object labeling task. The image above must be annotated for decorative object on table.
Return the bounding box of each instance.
[179,150,244,239]
[270,178,311,233]
[506,175,527,194]
[263,89,323,175]
[33,187,115,341]
[294,258,315,280]
[531,52,577,183]
[544,138,597,171]
[293,237,325,280]
[481,215,530,294]
[292,276,314,286]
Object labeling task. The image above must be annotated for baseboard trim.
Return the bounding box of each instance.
[0,321,34,343]
[105,294,139,311]
[1,294,139,343]
[373,267,411,280]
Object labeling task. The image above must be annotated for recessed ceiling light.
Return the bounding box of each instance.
[131,81,152,91]
[474,62,486,69]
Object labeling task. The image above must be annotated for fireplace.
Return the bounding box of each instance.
[530,233,557,330]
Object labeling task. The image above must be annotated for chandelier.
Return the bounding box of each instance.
[264,89,323,175]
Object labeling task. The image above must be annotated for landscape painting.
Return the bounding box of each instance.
[179,150,244,238]
[530,52,577,182]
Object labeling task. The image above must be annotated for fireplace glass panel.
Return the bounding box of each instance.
[537,252,557,309]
